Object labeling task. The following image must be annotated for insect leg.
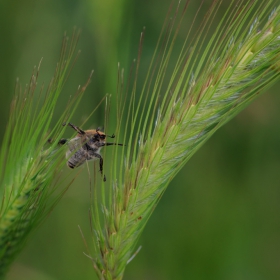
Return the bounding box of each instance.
[67,123,86,135]
[106,142,124,146]
[87,151,103,174]
[58,138,68,145]
[97,153,104,174]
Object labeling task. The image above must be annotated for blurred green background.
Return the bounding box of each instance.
[1,0,280,279]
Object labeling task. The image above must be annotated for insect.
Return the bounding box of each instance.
[59,123,123,180]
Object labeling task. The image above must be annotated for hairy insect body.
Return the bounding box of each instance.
[66,130,104,169]
[59,123,123,179]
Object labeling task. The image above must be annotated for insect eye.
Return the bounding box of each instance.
[100,135,106,140]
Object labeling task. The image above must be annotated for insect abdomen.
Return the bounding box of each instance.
[66,148,87,169]
[67,161,76,169]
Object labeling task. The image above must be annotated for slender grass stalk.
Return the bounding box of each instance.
[0,30,92,278]
[86,0,280,279]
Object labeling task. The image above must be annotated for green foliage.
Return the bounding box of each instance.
[0,31,91,277]
[1,1,280,279]
[87,1,280,279]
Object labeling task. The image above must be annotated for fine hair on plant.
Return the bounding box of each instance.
[1,0,280,279]
[0,30,94,277]
[78,1,280,279]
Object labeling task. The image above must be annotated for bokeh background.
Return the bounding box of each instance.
[1,0,280,279]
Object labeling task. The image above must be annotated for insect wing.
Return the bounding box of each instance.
[66,136,83,153]
[66,136,87,168]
